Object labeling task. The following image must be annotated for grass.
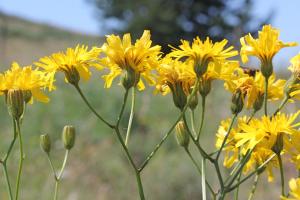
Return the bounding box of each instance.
[0,13,291,200]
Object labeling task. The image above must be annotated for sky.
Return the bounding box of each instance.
[0,0,299,65]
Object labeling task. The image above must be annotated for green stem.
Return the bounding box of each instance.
[216,114,237,160]
[247,173,259,200]
[125,88,135,146]
[54,150,70,200]
[201,158,207,200]
[116,89,129,127]
[226,154,276,192]
[74,84,114,128]
[184,148,215,198]
[273,95,289,116]
[196,95,206,141]
[114,128,145,200]
[139,79,201,171]
[15,120,24,200]
[264,77,269,116]
[277,153,285,197]
[1,119,17,200]
[190,110,197,137]
[234,173,242,200]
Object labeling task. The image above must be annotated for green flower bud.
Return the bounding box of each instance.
[261,60,273,79]
[6,89,24,120]
[253,93,264,111]
[188,92,198,110]
[231,90,244,114]
[175,121,190,147]
[64,66,80,86]
[121,67,140,90]
[194,58,211,78]
[171,83,187,110]
[23,90,32,104]
[272,133,284,155]
[199,78,212,97]
[284,76,300,98]
[40,134,51,153]
[62,125,76,150]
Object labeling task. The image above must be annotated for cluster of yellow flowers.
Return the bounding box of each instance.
[3,24,300,199]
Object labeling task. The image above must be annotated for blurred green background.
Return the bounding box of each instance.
[0,1,300,199]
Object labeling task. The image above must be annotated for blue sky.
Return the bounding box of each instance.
[0,0,299,66]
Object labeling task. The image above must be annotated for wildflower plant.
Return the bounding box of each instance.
[3,25,300,200]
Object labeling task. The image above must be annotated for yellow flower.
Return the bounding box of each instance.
[100,30,161,90]
[286,53,300,99]
[285,128,300,169]
[235,112,300,152]
[281,178,300,200]
[35,45,101,90]
[156,57,195,109]
[169,37,238,77]
[156,57,196,95]
[0,62,49,103]
[215,117,278,181]
[240,25,297,77]
[225,70,285,109]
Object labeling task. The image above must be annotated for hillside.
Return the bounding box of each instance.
[0,13,101,67]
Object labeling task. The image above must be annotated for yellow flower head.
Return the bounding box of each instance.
[240,25,297,77]
[225,70,285,109]
[216,116,279,182]
[289,53,300,77]
[156,57,196,95]
[0,62,50,103]
[169,37,238,77]
[240,25,297,64]
[35,45,102,90]
[100,30,161,90]
[281,178,300,200]
[235,112,300,151]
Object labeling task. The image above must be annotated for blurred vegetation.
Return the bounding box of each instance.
[89,0,271,49]
[0,13,296,200]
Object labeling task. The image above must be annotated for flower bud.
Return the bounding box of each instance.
[171,83,187,110]
[194,58,210,78]
[175,121,190,147]
[62,125,76,150]
[121,68,140,90]
[64,67,80,86]
[23,90,32,104]
[40,134,51,153]
[199,78,212,97]
[6,89,24,120]
[272,133,284,155]
[231,90,244,114]
[284,76,300,98]
[261,60,273,79]
[188,92,198,110]
[253,93,264,111]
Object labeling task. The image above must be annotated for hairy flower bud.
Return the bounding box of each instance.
[175,121,190,147]
[199,78,212,97]
[62,125,76,150]
[284,76,300,98]
[23,90,32,104]
[6,89,24,120]
[261,60,273,79]
[231,90,244,114]
[64,67,80,86]
[121,67,140,90]
[188,92,198,110]
[194,58,211,78]
[40,134,51,153]
[272,133,284,155]
[253,93,264,111]
[171,83,187,110]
